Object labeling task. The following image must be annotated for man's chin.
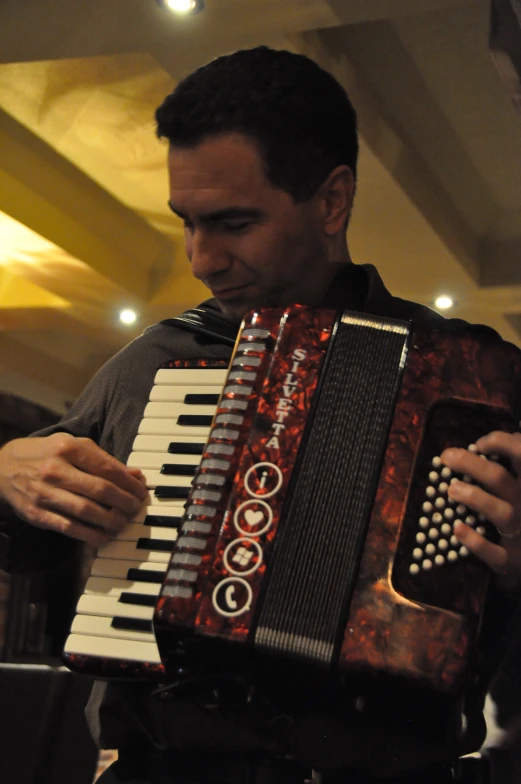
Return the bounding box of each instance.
[216,298,251,323]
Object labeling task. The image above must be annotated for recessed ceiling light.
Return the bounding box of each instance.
[119,308,138,325]
[157,0,204,14]
[434,295,454,310]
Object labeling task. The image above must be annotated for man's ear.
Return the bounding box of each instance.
[318,165,355,235]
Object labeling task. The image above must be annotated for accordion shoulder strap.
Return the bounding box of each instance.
[161,306,238,347]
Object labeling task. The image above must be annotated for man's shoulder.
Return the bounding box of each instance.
[112,301,234,367]
[361,264,501,341]
[383,294,501,340]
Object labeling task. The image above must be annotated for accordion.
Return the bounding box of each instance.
[64,306,521,695]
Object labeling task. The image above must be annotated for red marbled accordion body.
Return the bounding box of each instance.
[65,309,521,695]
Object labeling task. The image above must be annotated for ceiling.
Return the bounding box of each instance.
[0,0,520,414]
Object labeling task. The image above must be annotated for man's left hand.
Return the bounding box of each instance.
[441,431,521,590]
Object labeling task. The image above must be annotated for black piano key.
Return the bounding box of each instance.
[119,592,157,607]
[168,442,205,455]
[161,464,197,476]
[137,537,175,552]
[177,414,214,427]
[144,514,182,529]
[155,486,190,500]
[111,617,153,633]
[184,394,220,405]
[126,568,165,584]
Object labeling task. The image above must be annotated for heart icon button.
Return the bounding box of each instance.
[244,509,264,526]
[234,500,273,537]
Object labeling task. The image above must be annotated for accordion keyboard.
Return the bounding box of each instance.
[64,367,227,665]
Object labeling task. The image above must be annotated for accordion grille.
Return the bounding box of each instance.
[255,318,410,666]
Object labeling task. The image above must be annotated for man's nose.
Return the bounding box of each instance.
[187,229,231,282]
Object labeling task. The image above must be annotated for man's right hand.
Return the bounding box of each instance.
[0,433,148,547]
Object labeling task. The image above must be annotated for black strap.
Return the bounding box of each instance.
[161,307,239,347]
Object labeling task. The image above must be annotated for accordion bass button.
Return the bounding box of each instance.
[206,444,234,456]
[200,459,230,471]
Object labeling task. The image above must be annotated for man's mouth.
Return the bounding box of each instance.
[211,284,249,300]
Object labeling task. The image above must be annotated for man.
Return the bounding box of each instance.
[0,46,520,784]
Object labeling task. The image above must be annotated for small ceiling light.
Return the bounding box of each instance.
[434,295,454,310]
[158,0,204,14]
[119,308,138,325]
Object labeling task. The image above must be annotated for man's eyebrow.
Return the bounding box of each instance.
[167,202,264,223]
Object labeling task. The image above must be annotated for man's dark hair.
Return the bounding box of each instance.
[155,46,358,203]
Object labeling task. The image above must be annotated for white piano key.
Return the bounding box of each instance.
[115,524,179,542]
[127,452,202,469]
[138,419,211,438]
[64,633,162,663]
[141,470,193,489]
[134,504,185,523]
[77,594,155,621]
[132,434,207,453]
[97,541,172,564]
[90,558,167,580]
[142,492,188,508]
[85,576,161,599]
[149,384,223,402]
[144,402,216,419]
[70,614,155,644]
[153,368,228,386]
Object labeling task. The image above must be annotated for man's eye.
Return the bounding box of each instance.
[224,221,251,232]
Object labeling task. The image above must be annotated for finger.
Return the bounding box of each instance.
[127,467,147,485]
[448,478,518,535]
[35,484,133,534]
[441,447,518,507]
[475,431,521,476]
[19,503,110,548]
[453,520,507,573]
[37,450,146,517]
[50,435,148,501]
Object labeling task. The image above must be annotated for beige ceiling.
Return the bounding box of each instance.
[0,0,520,414]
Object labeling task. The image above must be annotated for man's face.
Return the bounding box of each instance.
[167,133,330,321]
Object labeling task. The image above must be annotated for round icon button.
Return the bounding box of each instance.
[212,577,252,617]
[223,538,263,577]
[244,462,283,498]
[234,500,273,537]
